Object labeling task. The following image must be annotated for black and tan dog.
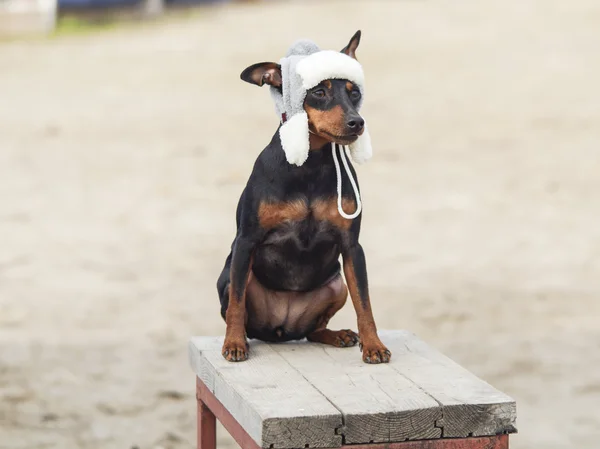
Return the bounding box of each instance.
[216,31,391,364]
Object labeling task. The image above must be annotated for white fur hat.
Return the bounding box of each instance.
[268,40,373,166]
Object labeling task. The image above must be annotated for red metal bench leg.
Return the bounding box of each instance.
[197,380,216,449]
[349,434,508,448]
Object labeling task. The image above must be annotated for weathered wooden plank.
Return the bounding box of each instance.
[188,337,343,449]
[190,331,517,447]
[271,341,442,444]
[380,330,517,438]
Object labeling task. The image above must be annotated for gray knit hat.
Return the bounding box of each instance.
[269,39,373,166]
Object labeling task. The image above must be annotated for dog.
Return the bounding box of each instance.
[216,31,391,364]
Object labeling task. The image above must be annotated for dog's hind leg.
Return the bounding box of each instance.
[217,252,232,320]
[217,188,247,320]
[306,281,359,348]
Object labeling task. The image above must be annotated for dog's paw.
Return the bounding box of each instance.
[334,329,360,347]
[307,328,359,347]
[222,339,249,362]
[359,340,391,364]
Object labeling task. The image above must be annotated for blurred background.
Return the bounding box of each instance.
[1,0,599,448]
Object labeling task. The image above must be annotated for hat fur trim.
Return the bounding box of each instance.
[296,50,365,91]
[348,123,373,164]
[279,112,310,166]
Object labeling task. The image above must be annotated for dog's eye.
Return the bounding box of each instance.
[312,89,326,99]
[350,90,361,101]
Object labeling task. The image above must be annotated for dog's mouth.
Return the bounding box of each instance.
[322,131,359,145]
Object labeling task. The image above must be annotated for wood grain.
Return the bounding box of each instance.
[271,341,442,444]
[189,337,343,448]
[189,331,517,448]
[380,330,517,438]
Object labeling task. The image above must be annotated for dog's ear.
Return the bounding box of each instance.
[240,62,282,87]
[341,30,361,60]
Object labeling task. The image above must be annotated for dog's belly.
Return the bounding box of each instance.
[252,219,342,292]
[245,272,343,342]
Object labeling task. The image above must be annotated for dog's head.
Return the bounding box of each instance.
[240,31,364,147]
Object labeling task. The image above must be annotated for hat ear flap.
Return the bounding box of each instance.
[348,123,372,164]
[279,111,310,166]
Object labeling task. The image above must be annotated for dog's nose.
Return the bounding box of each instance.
[346,117,365,133]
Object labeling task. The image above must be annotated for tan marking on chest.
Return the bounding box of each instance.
[258,200,310,229]
[312,198,356,230]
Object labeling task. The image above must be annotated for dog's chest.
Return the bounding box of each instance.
[253,196,353,292]
[258,197,356,237]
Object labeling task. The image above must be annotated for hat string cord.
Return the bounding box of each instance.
[332,143,362,219]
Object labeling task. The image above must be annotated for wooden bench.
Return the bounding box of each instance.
[189,330,517,449]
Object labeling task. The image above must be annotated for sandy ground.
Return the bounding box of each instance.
[1,1,599,448]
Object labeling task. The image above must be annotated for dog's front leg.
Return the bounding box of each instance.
[222,236,255,362]
[342,243,391,364]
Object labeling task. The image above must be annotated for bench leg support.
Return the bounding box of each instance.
[197,382,216,449]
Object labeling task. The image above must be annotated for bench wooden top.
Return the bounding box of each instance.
[188,330,516,449]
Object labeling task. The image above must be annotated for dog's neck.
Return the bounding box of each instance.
[277,126,362,218]
[309,133,332,151]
